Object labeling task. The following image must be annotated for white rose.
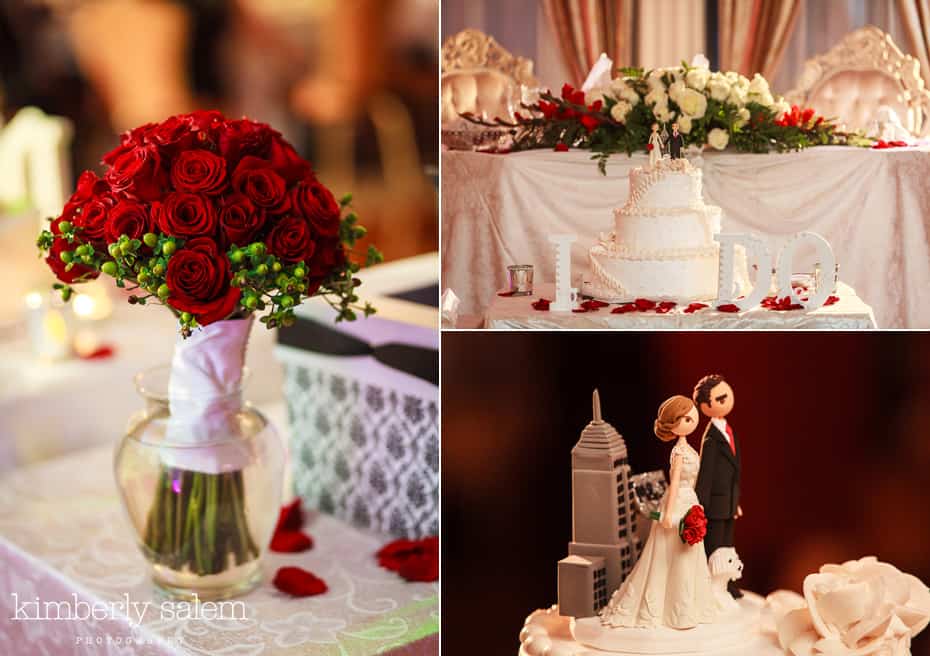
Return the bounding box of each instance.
[621,86,641,105]
[645,87,668,107]
[654,102,676,123]
[754,90,775,108]
[748,73,770,96]
[768,557,930,656]
[668,80,686,103]
[728,86,747,107]
[735,75,750,90]
[724,71,739,83]
[734,107,750,129]
[773,98,791,118]
[678,114,692,134]
[585,86,613,106]
[708,75,731,102]
[690,53,710,69]
[685,67,710,91]
[646,70,666,91]
[707,127,729,150]
[677,88,708,119]
[610,100,632,124]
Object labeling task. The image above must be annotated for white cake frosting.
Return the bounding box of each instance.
[585,158,728,302]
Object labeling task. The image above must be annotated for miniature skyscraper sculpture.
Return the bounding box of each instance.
[548,234,576,311]
[557,390,639,618]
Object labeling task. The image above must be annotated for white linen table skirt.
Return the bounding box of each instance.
[441,146,930,328]
[483,282,876,329]
[0,445,438,656]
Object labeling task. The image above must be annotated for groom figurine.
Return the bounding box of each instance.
[693,374,743,599]
[666,122,683,159]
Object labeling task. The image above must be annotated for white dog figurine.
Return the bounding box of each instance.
[708,547,743,612]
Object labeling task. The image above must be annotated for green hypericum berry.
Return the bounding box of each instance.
[81,255,94,264]
[248,243,266,258]
[152,263,165,275]
[280,295,294,308]
[295,283,306,293]
[143,233,158,248]
[255,263,268,275]
[293,266,306,279]
[275,274,289,287]
[61,287,72,302]
[101,261,118,276]
[157,284,170,299]
[340,192,353,206]
[230,250,245,264]
[137,271,150,284]
[244,296,258,310]
[180,312,193,323]
[108,243,120,257]
[162,241,176,256]
[58,221,72,233]
[60,251,73,264]
[119,241,133,255]
[272,262,282,272]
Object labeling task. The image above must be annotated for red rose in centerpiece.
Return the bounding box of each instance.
[292,179,340,237]
[165,238,241,325]
[105,200,152,244]
[170,150,227,195]
[46,238,99,284]
[156,192,218,238]
[218,193,266,246]
[231,156,289,210]
[265,215,316,263]
[106,144,165,201]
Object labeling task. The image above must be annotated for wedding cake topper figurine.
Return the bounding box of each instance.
[600,396,723,629]
[666,122,684,160]
[648,122,664,169]
[694,374,743,600]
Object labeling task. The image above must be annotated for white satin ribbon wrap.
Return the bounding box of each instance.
[581,53,614,92]
[764,557,930,656]
[162,317,255,474]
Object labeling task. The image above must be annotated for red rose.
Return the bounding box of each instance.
[105,200,152,244]
[164,237,240,325]
[218,193,265,246]
[46,238,99,284]
[219,119,273,166]
[681,527,701,546]
[105,144,164,200]
[146,115,197,152]
[231,156,289,210]
[73,194,118,244]
[292,180,340,237]
[170,150,227,195]
[306,235,345,281]
[155,192,217,238]
[70,171,109,206]
[267,136,313,184]
[265,215,315,263]
[188,110,224,135]
[647,143,654,151]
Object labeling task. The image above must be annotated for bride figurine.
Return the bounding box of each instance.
[648,122,664,169]
[599,395,721,629]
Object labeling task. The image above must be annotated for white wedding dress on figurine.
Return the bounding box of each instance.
[600,439,721,629]
[647,131,664,169]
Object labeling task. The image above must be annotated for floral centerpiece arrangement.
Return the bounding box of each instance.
[463,56,840,173]
[35,110,381,598]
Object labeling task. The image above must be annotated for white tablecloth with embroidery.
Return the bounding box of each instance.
[483,282,876,329]
[441,146,930,328]
[0,446,438,656]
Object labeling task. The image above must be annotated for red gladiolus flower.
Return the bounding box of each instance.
[272,567,328,597]
[538,101,559,119]
[580,114,601,132]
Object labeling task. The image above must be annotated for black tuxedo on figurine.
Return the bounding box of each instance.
[666,131,683,159]
[695,420,741,594]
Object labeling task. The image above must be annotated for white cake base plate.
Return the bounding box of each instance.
[518,593,783,656]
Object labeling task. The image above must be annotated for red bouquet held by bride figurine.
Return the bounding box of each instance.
[679,505,707,546]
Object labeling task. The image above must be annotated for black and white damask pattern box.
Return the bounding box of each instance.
[275,255,439,539]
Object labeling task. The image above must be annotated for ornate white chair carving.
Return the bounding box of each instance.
[785,26,930,136]
[441,29,539,125]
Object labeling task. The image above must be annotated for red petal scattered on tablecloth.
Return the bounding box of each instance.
[377,536,439,582]
[683,303,708,314]
[272,567,328,597]
[270,531,314,553]
[398,552,439,582]
[554,143,569,152]
[634,298,656,311]
[611,304,637,314]
[571,308,588,313]
[655,301,677,314]
[497,291,515,297]
[825,295,839,306]
[275,498,304,533]
[716,303,740,313]
[585,300,609,310]
[78,345,116,360]
[531,298,551,311]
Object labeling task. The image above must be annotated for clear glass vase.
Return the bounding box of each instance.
[114,364,285,600]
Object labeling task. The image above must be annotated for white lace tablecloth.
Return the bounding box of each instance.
[484,282,876,329]
[441,146,930,328]
[0,446,438,656]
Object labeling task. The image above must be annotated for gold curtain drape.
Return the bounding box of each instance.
[896,0,930,86]
[718,0,801,79]
[542,0,633,86]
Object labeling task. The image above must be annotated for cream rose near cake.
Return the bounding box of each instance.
[583,157,745,303]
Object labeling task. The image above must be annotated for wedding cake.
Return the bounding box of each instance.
[584,158,738,302]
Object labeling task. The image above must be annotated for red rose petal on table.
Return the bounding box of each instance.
[397,552,439,583]
[554,143,569,152]
[634,298,656,311]
[716,303,740,313]
[377,538,419,572]
[270,531,314,553]
[611,304,637,314]
[531,298,551,311]
[683,303,708,314]
[655,301,677,314]
[78,345,115,360]
[571,308,588,313]
[272,567,327,597]
[584,300,609,310]
[275,498,304,533]
[377,537,439,579]
[497,291,515,297]
[825,295,839,306]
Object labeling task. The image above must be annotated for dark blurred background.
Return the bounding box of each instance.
[0,0,438,262]
[442,331,930,656]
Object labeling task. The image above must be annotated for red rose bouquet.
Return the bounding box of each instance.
[37,109,380,334]
[650,504,707,546]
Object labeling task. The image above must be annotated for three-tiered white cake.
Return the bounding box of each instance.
[584,158,730,302]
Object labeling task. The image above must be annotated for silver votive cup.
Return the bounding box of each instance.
[507,265,534,296]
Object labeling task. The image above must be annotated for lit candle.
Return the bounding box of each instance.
[25,291,71,360]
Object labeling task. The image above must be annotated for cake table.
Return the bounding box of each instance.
[483,282,876,329]
[0,445,438,655]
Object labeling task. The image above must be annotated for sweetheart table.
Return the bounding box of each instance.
[441,145,930,328]
[0,445,438,655]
